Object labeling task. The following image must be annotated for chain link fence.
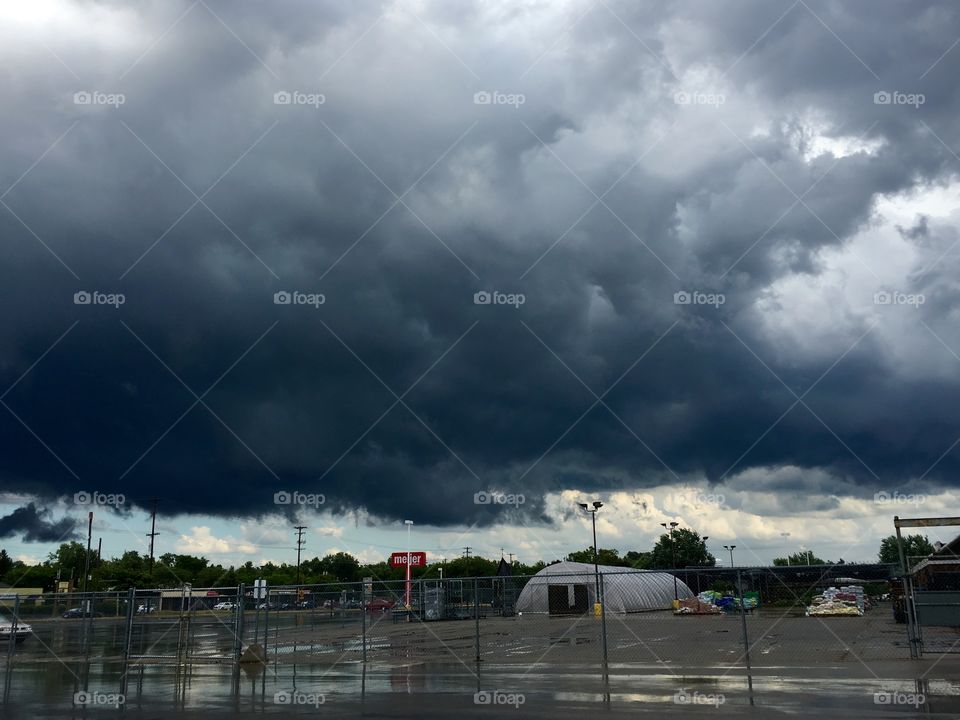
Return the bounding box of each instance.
[3,564,951,710]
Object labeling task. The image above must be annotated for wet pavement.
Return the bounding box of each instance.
[2,657,959,718]
[2,610,959,718]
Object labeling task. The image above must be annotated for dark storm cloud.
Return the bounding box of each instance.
[1,0,960,526]
[0,504,78,543]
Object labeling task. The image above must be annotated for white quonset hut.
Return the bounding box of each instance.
[516,561,694,614]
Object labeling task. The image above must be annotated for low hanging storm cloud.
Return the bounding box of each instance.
[0,503,78,543]
[1,0,959,533]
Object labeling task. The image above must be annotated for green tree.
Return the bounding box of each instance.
[772,551,828,566]
[623,550,653,569]
[0,549,12,577]
[878,534,935,567]
[565,547,626,566]
[48,541,88,579]
[322,552,360,582]
[95,550,146,589]
[651,528,714,568]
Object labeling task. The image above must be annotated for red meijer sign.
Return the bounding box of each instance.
[389,552,427,567]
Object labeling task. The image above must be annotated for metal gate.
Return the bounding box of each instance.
[915,591,960,654]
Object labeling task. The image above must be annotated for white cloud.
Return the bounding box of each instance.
[176,526,258,556]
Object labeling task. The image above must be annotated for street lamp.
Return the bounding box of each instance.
[578,501,608,669]
[404,520,413,609]
[780,532,791,565]
[579,502,604,605]
[723,544,736,568]
[660,521,680,600]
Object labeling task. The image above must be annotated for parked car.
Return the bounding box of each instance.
[256,601,274,610]
[136,604,157,614]
[212,601,236,611]
[0,613,31,643]
[62,607,102,619]
[365,598,396,613]
[297,600,315,609]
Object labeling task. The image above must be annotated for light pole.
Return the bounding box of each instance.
[660,521,679,600]
[723,544,736,568]
[578,501,608,672]
[404,520,413,609]
[780,532,791,565]
[579,502,604,605]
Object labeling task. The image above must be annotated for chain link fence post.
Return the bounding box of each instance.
[736,569,754,706]
[232,584,245,689]
[2,594,18,703]
[361,587,367,664]
[5,595,19,663]
[599,573,608,678]
[474,578,480,662]
[120,587,136,698]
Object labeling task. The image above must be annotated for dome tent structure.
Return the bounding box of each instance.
[516,561,694,614]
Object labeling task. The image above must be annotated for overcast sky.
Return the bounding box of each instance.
[1,0,959,570]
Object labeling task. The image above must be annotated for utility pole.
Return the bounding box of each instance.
[462,547,472,558]
[83,512,93,604]
[147,497,160,570]
[294,525,307,586]
[508,553,515,565]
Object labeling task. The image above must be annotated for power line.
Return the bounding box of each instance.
[462,546,471,558]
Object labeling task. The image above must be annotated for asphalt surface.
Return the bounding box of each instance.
[2,607,959,718]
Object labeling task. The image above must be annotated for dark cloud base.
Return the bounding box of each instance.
[1,0,959,531]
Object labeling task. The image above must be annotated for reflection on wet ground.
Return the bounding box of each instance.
[2,612,960,717]
[2,658,960,718]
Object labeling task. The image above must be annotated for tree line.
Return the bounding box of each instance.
[0,532,936,591]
